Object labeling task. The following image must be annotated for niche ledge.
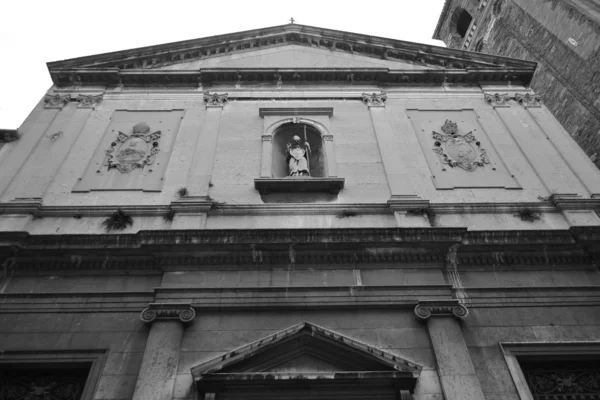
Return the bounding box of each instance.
[254,177,345,194]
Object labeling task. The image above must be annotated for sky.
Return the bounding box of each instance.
[0,0,446,129]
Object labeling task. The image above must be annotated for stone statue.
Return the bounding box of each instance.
[286,135,311,176]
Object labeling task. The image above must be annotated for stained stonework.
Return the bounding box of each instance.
[1,22,600,400]
[434,0,600,168]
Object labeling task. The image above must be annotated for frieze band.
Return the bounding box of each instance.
[414,300,468,321]
[140,303,196,325]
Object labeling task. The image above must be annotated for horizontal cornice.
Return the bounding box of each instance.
[47,67,535,87]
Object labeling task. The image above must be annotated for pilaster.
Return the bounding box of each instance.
[414,300,484,400]
[186,92,227,196]
[488,93,587,196]
[132,303,196,400]
[363,92,423,200]
[0,96,68,201]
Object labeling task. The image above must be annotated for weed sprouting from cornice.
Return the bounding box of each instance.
[514,208,540,222]
[102,209,133,232]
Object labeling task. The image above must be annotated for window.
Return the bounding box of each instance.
[450,8,474,38]
[501,342,600,400]
[520,358,600,400]
[0,351,106,400]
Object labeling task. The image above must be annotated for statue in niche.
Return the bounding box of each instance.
[286,134,311,176]
[104,121,161,173]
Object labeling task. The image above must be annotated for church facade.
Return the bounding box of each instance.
[433,0,600,169]
[1,23,600,400]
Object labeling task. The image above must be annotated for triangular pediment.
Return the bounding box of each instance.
[156,45,437,71]
[191,322,421,376]
[46,24,536,87]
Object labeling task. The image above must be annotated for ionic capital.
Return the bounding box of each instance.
[44,94,71,109]
[204,92,228,108]
[515,92,542,108]
[414,300,468,322]
[77,94,103,109]
[362,92,387,108]
[484,92,510,108]
[140,303,196,326]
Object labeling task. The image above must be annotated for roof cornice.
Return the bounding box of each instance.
[46,23,536,85]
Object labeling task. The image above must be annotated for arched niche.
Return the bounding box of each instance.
[271,122,326,178]
[255,110,344,195]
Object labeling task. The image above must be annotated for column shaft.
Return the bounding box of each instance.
[427,317,484,400]
[133,321,184,400]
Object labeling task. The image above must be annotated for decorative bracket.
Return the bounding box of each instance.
[77,94,103,109]
[362,92,387,108]
[515,93,542,108]
[44,94,71,109]
[203,92,228,108]
[140,303,196,326]
[414,300,468,322]
[484,92,510,108]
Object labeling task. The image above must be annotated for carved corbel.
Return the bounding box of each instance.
[515,93,542,108]
[76,94,103,109]
[322,134,333,141]
[44,94,71,109]
[203,92,228,107]
[362,92,387,107]
[261,135,272,142]
[484,92,510,108]
[414,300,468,322]
[140,303,196,326]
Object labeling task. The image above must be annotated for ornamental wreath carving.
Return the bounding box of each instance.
[104,122,161,173]
[432,120,490,172]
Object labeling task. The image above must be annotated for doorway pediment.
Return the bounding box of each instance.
[191,322,422,400]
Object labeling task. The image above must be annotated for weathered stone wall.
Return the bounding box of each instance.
[2,83,600,234]
[435,0,600,168]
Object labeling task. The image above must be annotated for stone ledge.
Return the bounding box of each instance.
[254,177,345,194]
[259,107,333,117]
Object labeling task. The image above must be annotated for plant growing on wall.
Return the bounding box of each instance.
[178,187,188,197]
[514,208,540,222]
[164,208,176,222]
[102,209,133,231]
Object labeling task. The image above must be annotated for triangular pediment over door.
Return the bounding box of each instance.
[191,322,422,400]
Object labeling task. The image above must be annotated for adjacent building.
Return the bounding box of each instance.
[1,23,600,400]
[433,0,600,169]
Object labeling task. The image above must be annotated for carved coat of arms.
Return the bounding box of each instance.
[432,120,489,172]
[104,122,161,173]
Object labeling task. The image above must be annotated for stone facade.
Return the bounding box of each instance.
[433,0,600,169]
[1,24,600,400]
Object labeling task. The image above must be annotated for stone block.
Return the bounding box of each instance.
[69,313,143,332]
[172,373,196,400]
[413,369,443,394]
[102,351,144,376]
[438,374,485,400]
[94,374,137,400]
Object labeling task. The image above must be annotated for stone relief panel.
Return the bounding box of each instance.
[73,110,184,192]
[406,109,520,189]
